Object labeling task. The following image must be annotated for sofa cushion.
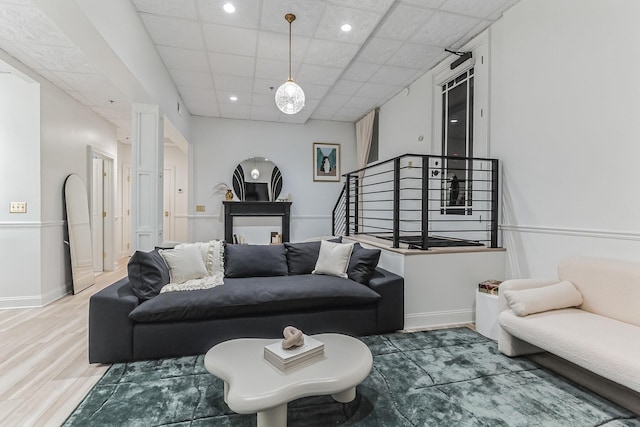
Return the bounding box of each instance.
[504,280,583,316]
[160,244,208,284]
[129,274,381,323]
[285,238,341,275]
[347,243,381,284]
[499,308,640,393]
[225,244,288,278]
[312,240,354,278]
[127,249,170,301]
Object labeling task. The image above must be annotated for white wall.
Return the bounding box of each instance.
[0,70,42,306]
[490,0,640,277]
[190,117,356,243]
[376,0,640,279]
[0,52,117,308]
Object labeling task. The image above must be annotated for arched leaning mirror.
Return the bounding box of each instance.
[232,157,282,201]
[64,174,95,294]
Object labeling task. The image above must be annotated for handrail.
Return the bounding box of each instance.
[333,153,500,250]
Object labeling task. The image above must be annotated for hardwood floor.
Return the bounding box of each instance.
[0,260,127,427]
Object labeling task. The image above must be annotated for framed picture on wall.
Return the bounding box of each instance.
[313,143,340,182]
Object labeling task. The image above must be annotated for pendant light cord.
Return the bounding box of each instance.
[288,19,292,80]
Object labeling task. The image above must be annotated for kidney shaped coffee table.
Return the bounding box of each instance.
[204,333,373,427]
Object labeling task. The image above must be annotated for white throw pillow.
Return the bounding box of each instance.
[504,280,583,317]
[160,244,208,284]
[312,240,354,278]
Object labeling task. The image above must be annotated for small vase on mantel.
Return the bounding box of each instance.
[225,189,234,200]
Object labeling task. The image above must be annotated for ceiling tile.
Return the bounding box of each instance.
[374,4,434,41]
[310,107,337,120]
[213,74,253,92]
[355,37,402,64]
[251,93,276,108]
[251,106,281,122]
[208,52,255,77]
[317,93,350,109]
[334,106,366,121]
[11,42,99,73]
[400,0,447,8]
[256,31,310,63]
[260,0,326,36]
[330,79,364,96]
[411,11,480,47]
[91,105,132,121]
[0,4,72,47]
[253,78,281,95]
[326,0,395,14]
[314,4,383,45]
[343,96,378,110]
[196,0,260,28]
[304,39,359,68]
[296,63,342,86]
[369,65,419,86]
[202,24,257,56]
[300,84,330,100]
[132,0,198,20]
[385,43,443,69]
[79,90,128,107]
[440,0,512,19]
[169,69,213,88]
[217,91,252,105]
[355,81,397,99]
[178,85,218,102]
[140,14,205,49]
[219,103,251,119]
[53,71,114,93]
[255,57,299,81]
[156,46,209,72]
[341,61,380,82]
[33,68,74,91]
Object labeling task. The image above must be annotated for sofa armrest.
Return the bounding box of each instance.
[89,277,139,364]
[497,278,556,357]
[499,278,559,312]
[368,268,404,331]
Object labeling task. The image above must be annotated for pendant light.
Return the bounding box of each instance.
[275,13,305,115]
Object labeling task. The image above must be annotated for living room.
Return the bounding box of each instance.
[1,0,639,425]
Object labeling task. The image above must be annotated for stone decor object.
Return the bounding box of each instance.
[281,326,304,349]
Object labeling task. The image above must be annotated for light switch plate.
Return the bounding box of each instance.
[195,205,205,212]
[10,202,27,213]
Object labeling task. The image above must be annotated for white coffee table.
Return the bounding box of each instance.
[204,333,373,427]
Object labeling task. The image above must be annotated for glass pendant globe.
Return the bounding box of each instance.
[251,168,260,179]
[275,80,305,115]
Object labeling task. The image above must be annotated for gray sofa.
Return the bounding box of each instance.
[89,241,404,364]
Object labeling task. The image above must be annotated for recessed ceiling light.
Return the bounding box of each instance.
[450,118,459,123]
[229,96,238,101]
[223,2,235,13]
[341,23,352,32]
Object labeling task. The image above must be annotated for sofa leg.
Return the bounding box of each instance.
[498,327,542,357]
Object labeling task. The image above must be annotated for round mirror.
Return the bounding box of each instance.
[232,157,282,201]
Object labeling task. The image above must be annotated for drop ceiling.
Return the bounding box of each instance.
[0,0,519,136]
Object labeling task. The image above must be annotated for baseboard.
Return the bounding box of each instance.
[0,284,71,309]
[529,352,640,416]
[405,309,474,330]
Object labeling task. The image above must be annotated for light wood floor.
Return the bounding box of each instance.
[0,260,127,427]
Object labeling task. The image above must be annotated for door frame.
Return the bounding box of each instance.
[88,146,115,271]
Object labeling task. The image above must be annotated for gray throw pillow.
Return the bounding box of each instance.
[225,244,288,277]
[347,243,381,284]
[127,249,170,301]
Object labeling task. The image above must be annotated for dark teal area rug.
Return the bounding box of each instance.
[65,328,640,426]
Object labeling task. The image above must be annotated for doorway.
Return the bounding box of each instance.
[89,147,115,272]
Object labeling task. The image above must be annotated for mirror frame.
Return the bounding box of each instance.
[64,173,95,294]
[232,157,282,201]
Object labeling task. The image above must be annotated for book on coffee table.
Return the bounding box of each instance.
[264,335,325,372]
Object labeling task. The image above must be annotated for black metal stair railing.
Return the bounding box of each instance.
[332,154,500,250]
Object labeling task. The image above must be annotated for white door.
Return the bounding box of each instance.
[163,167,175,242]
[92,157,104,271]
[123,165,132,255]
